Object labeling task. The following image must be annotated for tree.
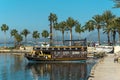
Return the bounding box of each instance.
[112,0,120,8]
[84,20,95,46]
[1,24,9,47]
[21,29,30,44]
[112,17,120,45]
[32,31,40,44]
[84,20,95,32]
[53,22,59,43]
[108,18,118,45]
[48,13,57,46]
[66,17,76,46]
[102,10,115,45]
[75,21,84,40]
[10,29,18,47]
[58,21,67,44]
[41,30,49,44]
[84,15,103,45]
[92,15,103,45]
[14,33,23,47]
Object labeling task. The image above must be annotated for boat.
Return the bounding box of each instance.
[24,39,88,62]
[24,46,87,62]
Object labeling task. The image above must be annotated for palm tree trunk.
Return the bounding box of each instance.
[25,37,27,43]
[107,32,110,45]
[79,33,81,40]
[14,38,16,47]
[70,29,72,46]
[55,30,57,45]
[50,23,52,46]
[4,32,6,48]
[62,32,64,45]
[97,29,100,45]
[25,36,27,46]
[119,33,120,45]
[113,30,116,45]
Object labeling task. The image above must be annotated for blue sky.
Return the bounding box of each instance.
[0,0,119,42]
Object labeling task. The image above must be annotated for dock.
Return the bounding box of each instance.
[88,54,120,80]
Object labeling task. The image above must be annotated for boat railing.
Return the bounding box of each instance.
[33,46,87,51]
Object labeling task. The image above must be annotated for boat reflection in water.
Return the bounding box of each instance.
[26,63,88,80]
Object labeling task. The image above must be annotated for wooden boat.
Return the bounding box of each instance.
[24,46,88,62]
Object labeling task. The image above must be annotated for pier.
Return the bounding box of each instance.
[88,54,120,80]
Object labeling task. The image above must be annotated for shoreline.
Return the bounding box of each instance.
[88,54,120,80]
[88,57,104,80]
[0,49,30,53]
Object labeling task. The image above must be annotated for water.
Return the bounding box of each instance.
[0,53,95,80]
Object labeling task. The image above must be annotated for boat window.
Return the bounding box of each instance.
[33,47,40,50]
[43,51,50,54]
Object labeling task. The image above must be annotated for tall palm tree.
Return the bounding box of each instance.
[58,21,66,44]
[48,13,57,46]
[21,29,30,44]
[102,10,115,45]
[32,31,40,44]
[84,15,103,45]
[1,24,9,47]
[53,22,59,44]
[92,15,103,45]
[66,17,76,46]
[75,21,84,40]
[112,17,120,45]
[108,18,118,45]
[10,29,18,47]
[41,30,49,44]
[14,33,23,47]
[84,20,95,46]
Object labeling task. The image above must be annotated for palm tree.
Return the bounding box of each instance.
[1,24,9,47]
[21,29,30,44]
[53,22,59,44]
[84,15,103,45]
[41,30,49,44]
[84,20,95,46]
[112,0,120,8]
[66,17,76,46]
[58,21,67,44]
[108,18,118,45]
[10,29,18,47]
[75,21,84,40]
[84,20,95,32]
[14,33,23,47]
[92,15,103,45]
[48,13,57,46]
[32,31,40,44]
[112,17,120,45]
[102,10,115,45]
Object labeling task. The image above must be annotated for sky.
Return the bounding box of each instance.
[0,0,120,42]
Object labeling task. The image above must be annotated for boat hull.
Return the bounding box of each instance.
[25,55,87,62]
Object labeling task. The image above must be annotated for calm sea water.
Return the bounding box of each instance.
[0,53,95,80]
